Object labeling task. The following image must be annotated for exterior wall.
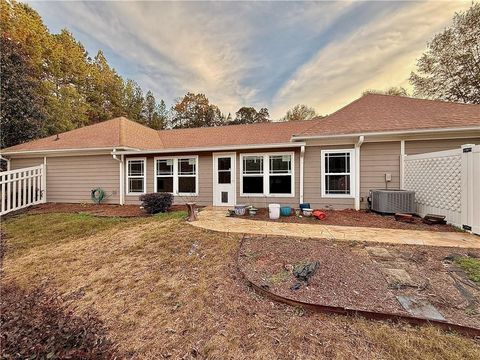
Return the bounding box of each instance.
[124,152,213,206]
[235,148,300,208]
[303,145,355,209]
[360,141,401,209]
[405,138,480,155]
[11,155,120,204]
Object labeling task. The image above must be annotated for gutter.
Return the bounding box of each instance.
[111,142,307,156]
[354,136,364,211]
[291,126,480,141]
[0,146,140,156]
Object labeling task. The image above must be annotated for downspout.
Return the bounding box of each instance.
[42,157,47,203]
[112,149,125,205]
[299,145,305,204]
[400,140,405,189]
[354,136,364,211]
[0,155,11,171]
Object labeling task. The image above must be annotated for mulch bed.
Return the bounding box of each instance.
[241,208,458,232]
[16,202,186,217]
[238,236,480,329]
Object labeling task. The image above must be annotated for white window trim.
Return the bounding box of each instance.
[321,149,355,198]
[126,157,147,195]
[154,155,199,196]
[240,152,295,198]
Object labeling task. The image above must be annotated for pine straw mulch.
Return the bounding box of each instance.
[2,214,480,359]
[239,236,480,330]
[241,208,459,232]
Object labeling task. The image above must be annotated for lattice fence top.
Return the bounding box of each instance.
[404,154,461,212]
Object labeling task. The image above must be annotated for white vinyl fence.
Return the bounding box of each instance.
[0,164,46,216]
[404,144,479,234]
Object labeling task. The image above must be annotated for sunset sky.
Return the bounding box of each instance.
[26,0,471,119]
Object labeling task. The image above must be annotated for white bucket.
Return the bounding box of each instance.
[268,204,281,220]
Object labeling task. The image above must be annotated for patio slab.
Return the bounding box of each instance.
[191,208,480,248]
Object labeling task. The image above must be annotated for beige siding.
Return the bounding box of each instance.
[405,138,480,155]
[10,157,44,169]
[235,149,300,208]
[11,155,120,204]
[303,145,355,209]
[359,141,401,209]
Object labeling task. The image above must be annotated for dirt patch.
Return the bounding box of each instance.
[239,236,480,329]
[17,202,187,217]
[241,208,459,232]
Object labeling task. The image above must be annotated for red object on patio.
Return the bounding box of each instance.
[312,210,326,220]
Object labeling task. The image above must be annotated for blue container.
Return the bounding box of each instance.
[299,203,311,211]
[280,206,292,216]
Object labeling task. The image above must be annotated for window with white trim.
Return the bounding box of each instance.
[321,149,355,197]
[241,153,294,196]
[127,158,146,194]
[154,157,198,195]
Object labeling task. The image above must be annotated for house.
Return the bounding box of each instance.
[1,94,479,210]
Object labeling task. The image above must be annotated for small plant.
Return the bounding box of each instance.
[140,192,173,214]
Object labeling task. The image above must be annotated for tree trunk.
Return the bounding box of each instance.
[186,202,197,222]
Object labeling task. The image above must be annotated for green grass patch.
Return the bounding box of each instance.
[153,210,187,220]
[2,213,132,256]
[455,256,480,283]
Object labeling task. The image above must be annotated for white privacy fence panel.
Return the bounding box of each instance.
[404,144,479,234]
[0,164,46,216]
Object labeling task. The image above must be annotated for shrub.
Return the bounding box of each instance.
[0,283,118,359]
[140,192,173,214]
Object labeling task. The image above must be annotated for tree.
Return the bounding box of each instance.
[231,107,270,124]
[170,92,225,128]
[0,35,45,148]
[410,3,480,104]
[142,91,166,130]
[283,104,317,121]
[363,87,409,97]
[123,79,145,124]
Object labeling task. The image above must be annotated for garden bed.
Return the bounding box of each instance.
[240,208,458,232]
[238,236,480,329]
[22,202,186,217]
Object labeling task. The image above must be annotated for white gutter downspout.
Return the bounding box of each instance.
[0,155,11,171]
[355,136,364,211]
[112,149,125,205]
[299,145,305,204]
[400,140,405,190]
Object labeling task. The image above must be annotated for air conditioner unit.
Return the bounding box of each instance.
[370,189,415,214]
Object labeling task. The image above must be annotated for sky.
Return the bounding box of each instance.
[26,0,472,120]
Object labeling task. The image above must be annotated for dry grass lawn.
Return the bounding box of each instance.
[2,211,480,359]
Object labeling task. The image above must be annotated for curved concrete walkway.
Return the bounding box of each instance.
[191,208,480,248]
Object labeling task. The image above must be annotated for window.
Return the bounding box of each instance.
[154,156,198,195]
[241,153,294,196]
[127,158,146,194]
[217,157,232,184]
[269,155,292,194]
[242,156,264,194]
[321,149,355,198]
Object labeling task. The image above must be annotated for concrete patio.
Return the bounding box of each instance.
[191,208,480,248]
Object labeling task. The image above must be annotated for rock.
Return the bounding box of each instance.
[291,282,302,291]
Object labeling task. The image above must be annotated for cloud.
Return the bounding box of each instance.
[27,1,471,119]
[270,1,472,118]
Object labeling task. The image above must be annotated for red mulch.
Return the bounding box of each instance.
[239,236,480,329]
[17,203,187,218]
[242,208,458,232]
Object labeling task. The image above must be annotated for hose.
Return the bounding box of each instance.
[91,188,106,204]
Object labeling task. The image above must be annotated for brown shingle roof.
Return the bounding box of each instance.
[2,95,478,154]
[298,94,480,137]
[1,116,318,153]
